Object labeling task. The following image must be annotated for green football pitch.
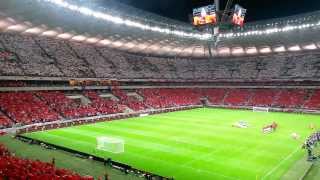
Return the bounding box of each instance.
[23,108,320,180]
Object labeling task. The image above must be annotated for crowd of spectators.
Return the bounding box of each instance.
[111,87,147,111]
[84,90,122,114]
[223,89,253,106]
[0,33,320,81]
[37,91,97,119]
[0,92,60,125]
[0,144,93,179]
[139,88,202,108]
[304,90,320,110]
[0,112,12,128]
[0,88,319,128]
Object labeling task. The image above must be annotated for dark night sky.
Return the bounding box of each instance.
[104,0,320,23]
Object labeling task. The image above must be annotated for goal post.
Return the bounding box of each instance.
[253,107,269,112]
[96,137,124,154]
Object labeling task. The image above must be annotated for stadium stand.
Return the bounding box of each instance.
[223,89,252,106]
[303,90,320,110]
[139,88,202,108]
[84,90,123,114]
[0,112,12,129]
[1,0,320,179]
[37,91,97,119]
[0,33,320,81]
[34,36,95,78]
[0,92,60,125]
[202,88,227,105]
[273,89,307,108]
[0,144,93,179]
[0,34,64,77]
[0,88,319,129]
[248,89,279,107]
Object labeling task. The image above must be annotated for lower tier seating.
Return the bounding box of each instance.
[0,92,60,125]
[303,90,320,110]
[0,88,319,128]
[0,144,93,179]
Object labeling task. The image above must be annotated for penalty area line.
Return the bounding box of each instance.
[261,147,301,180]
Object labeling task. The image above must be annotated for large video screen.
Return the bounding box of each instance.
[232,4,247,26]
[193,4,217,26]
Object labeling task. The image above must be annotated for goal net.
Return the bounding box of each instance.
[96,137,124,154]
[253,107,269,112]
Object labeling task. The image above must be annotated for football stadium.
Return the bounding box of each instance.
[0,0,320,179]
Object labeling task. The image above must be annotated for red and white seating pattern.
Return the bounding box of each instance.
[0,92,60,125]
[0,88,319,128]
[223,89,252,106]
[84,91,122,114]
[37,91,97,119]
[112,88,147,111]
[0,112,12,128]
[139,88,202,108]
[0,144,93,179]
[304,90,320,110]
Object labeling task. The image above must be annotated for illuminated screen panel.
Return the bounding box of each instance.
[193,4,217,26]
[232,4,247,26]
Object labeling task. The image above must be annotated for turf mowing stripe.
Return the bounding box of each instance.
[261,146,301,180]
[23,108,320,180]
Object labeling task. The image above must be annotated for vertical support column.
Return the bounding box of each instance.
[215,0,220,11]
[214,0,220,35]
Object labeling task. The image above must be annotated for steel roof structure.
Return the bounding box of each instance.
[0,0,320,58]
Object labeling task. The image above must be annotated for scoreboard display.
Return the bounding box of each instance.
[193,5,217,26]
[232,4,247,26]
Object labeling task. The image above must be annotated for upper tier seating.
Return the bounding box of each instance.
[1,33,320,81]
[1,34,63,77]
[34,36,95,78]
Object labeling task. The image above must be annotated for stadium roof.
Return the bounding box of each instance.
[0,0,320,58]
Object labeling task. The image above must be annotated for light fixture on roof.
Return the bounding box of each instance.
[137,43,148,49]
[42,30,59,37]
[112,41,124,47]
[6,24,29,32]
[57,33,73,39]
[182,47,195,56]
[246,47,257,54]
[172,47,183,54]
[260,47,271,53]
[24,27,45,34]
[72,35,87,42]
[42,0,212,40]
[86,37,100,44]
[303,44,317,50]
[124,42,135,49]
[218,47,230,55]
[273,46,286,52]
[232,47,244,55]
[99,39,112,45]
[288,45,301,51]
[0,19,14,30]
